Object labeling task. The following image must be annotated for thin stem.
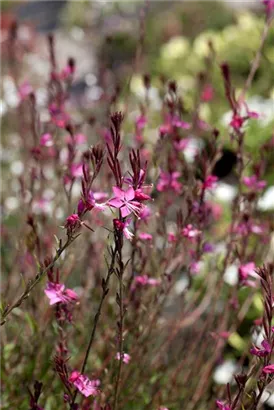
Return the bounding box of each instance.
[113,270,124,410]
[71,244,118,407]
[113,226,125,410]
[239,16,273,102]
[1,235,79,326]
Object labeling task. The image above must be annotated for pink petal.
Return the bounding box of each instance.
[121,205,132,218]
[112,186,125,199]
[108,198,123,208]
[124,186,135,201]
[263,364,274,374]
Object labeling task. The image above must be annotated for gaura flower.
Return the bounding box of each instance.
[139,232,153,242]
[77,191,106,215]
[201,84,214,102]
[65,214,81,230]
[181,224,201,239]
[133,275,161,288]
[69,371,100,397]
[230,113,244,130]
[108,187,143,218]
[44,282,78,305]
[202,175,218,190]
[157,171,182,194]
[242,175,266,191]
[250,339,271,357]
[116,352,131,364]
[18,81,33,100]
[40,133,53,147]
[113,218,134,241]
[216,400,231,410]
[262,364,274,374]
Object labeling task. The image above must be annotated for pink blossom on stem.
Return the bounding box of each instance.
[182,224,201,239]
[230,113,244,130]
[239,262,256,280]
[139,206,152,223]
[69,371,100,397]
[135,114,147,132]
[65,214,81,230]
[65,133,87,145]
[114,218,134,241]
[202,175,218,190]
[159,114,190,136]
[172,116,191,130]
[116,352,131,364]
[168,232,177,243]
[174,138,190,152]
[262,364,274,374]
[250,339,271,357]
[139,232,153,242]
[18,81,33,100]
[216,400,231,410]
[262,0,274,15]
[157,171,182,194]
[108,186,143,218]
[201,84,214,102]
[242,175,266,191]
[190,261,202,275]
[77,191,106,215]
[44,282,78,305]
[40,133,53,147]
[133,275,161,288]
[239,262,259,288]
[49,103,70,128]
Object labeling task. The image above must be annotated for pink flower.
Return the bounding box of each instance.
[159,114,190,136]
[114,218,134,241]
[139,232,153,242]
[190,261,202,275]
[201,84,214,102]
[157,171,182,194]
[262,364,274,374]
[49,103,70,128]
[44,282,78,305]
[182,224,201,239]
[40,133,53,147]
[230,113,244,130]
[70,163,83,178]
[158,407,169,410]
[172,116,191,130]
[60,63,75,80]
[202,175,218,190]
[174,139,190,151]
[116,352,131,364]
[242,175,266,191]
[216,400,231,410]
[262,0,274,15]
[65,133,87,145]
[135,114,147,132]
[239,262,256,280]
[65,214,81,230]
[18,81,33,100]
[239,262,259,287]
[168,232,177,243]
[133,275,160,288]
[247,110,259,119]
[108,187,143,218]
[69,371,100,397]
[77,191,106,215]
[139,206,152,223]
[250,339,271,357]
